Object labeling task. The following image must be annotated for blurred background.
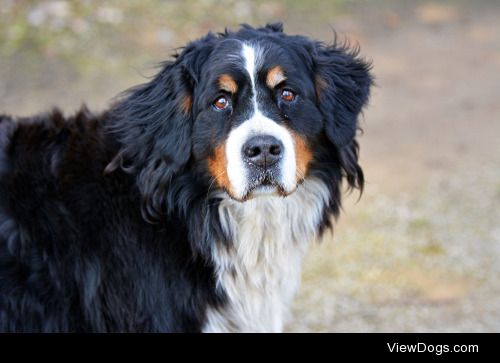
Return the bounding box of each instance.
[1,0,499,332]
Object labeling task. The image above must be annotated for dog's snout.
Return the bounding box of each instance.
[242,135,283,168]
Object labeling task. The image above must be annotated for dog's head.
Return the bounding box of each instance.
[108,23,372,220]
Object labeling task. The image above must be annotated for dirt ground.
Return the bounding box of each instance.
[290,0,500,332]
[1,1,499,332]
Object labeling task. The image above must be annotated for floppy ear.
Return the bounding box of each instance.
[313,40,373,191]
[107,36,215,221]
[314,40,373,148]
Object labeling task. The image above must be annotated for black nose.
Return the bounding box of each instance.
[242,135,283,168]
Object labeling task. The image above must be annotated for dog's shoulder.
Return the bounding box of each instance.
[1,110,62,182]
[1,106,110,177]
[0,106,117,214]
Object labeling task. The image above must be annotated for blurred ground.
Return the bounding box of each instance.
[1,0,499,332]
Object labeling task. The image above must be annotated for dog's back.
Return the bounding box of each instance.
[0,109,219,332]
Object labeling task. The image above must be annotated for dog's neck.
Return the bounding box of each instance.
[203,178,330,332]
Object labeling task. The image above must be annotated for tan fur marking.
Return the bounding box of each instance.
[181,93,192,114]
[291,131,313,182]
[218,74,238,94]
[266,66,286,89]
[315,74,327,99]
[208,144,233,194]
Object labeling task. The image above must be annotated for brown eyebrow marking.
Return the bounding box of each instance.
[218,74,238,94]
[266,66,287,89]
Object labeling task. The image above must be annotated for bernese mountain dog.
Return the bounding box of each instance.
[0,23,372,332]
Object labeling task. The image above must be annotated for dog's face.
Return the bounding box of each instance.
[192,40,322,201]
[111,24,372,218]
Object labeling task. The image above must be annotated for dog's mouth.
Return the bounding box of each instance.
[227,170,295,202]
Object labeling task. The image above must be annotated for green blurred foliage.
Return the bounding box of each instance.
[0,0,346,74]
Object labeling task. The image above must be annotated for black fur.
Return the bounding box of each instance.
[0,23,372,332]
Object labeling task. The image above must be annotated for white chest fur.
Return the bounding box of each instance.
[203,178,330,332]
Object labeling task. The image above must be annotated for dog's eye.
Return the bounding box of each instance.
[213,96,230,110]
[280,89,295,102]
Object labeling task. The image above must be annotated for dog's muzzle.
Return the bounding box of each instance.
[225,113,297,201]
[241,134,285,195]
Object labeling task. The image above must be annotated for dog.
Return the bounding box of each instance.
[0,23,372,332]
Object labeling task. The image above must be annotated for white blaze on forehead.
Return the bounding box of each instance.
[225,43,297,200]
[242,44,257,86]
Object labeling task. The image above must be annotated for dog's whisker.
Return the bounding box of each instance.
[204,170,226,205]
